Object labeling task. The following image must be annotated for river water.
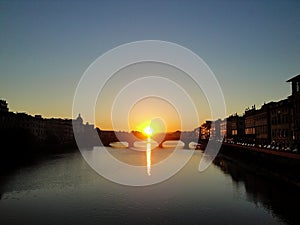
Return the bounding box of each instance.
[0,148,298,225]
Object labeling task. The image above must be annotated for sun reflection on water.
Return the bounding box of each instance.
[146,138,152,176]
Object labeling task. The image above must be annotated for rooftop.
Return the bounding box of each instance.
[286,74,300,82]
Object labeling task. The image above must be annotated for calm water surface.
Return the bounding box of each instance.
[0,148,299,225]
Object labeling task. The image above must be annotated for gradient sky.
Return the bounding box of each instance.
[1,0,300,131]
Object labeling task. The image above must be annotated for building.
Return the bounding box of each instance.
[220,119,227,140]
[45,118,73,144]
[0,99,8,112]
[253,103,271,146]
[73,113,84,134]
[0,100,97,148]
[209,119,226,141]
[200,120,212,140]
[72,113,95,135]
[287,74,300,149]
[244,106,256,144]
[241,103,271,146]
[72,113,97,147]
[17,113,46,140]
[269,99,292,148]
[226,114,245,142]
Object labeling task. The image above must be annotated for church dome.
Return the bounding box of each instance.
[76,113,83,124]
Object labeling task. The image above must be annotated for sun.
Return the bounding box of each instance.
[144,126,153,137]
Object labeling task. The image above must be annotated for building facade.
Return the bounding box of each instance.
[269,99,292,148]
[226,114,245,142]
[0,99,8,112]
[253,103,271,146]
[287,74,300,149]
[0,101,96,148]
[207,73,299,150]
[244,106,256,144]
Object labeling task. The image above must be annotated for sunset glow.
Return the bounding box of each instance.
[129,97,180,133]
[144,126,153,137]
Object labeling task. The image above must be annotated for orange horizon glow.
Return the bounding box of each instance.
[96,96,184,132]
[129,97,181,133]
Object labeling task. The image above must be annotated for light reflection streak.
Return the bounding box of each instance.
[146,138,152,176]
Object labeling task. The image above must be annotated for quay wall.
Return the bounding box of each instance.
[219,143,300,187]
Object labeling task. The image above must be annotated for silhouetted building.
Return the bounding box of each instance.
[244,106,256,144]
[287,74,300,149]
[72,113,97,147]
[220,119,227,140]
[72,113,95,136]
[0,100,8,112]
[73,113,84,134]
[0,111,46,141]
[45,118,73,144]
[254,103,271,146]
[0,101,97,148]
[269,99,292,148]
[287,74,300,95]
[226,114,245,142]
[200,120,212,140]
[208,119,226,141]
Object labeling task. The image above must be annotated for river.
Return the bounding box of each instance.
[0,148,298,225]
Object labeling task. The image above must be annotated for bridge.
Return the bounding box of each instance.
[97,129,207,149]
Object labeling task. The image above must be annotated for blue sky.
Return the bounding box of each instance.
[0,0,299,130]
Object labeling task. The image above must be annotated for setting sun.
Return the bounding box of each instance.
[144,126,153,137]
[128,97,180,133]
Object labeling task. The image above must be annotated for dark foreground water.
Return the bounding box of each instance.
[0,148,299,225]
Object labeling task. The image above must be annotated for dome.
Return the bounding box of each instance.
[76,113,83,124]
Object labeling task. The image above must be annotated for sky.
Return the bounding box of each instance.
[1,0,300,132]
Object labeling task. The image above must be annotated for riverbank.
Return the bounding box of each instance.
[219,143,300,188]
[0,144,79,173]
